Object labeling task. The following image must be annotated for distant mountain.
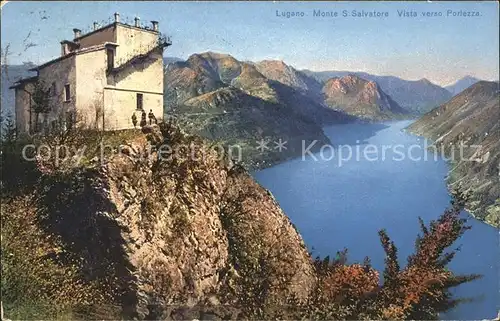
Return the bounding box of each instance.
[408,81,500,227]
[1,64,36,118]
[163,57,184,66]
[253,60,323,101]
[322,74,407,121]
[303,70,452,114]
[445,76,481,95]
[164,52,352,169]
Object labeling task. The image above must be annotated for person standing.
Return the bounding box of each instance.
[148,109,156,125]
[131,113,138,128]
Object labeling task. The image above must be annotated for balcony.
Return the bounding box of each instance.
[158,34,172,49]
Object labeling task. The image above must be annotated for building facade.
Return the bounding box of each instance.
[11,13,170,133]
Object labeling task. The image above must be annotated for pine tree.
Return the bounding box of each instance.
[1,112,17,144]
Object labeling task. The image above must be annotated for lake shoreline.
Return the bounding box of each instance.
[253,120,499,319]
[405,125,500,229]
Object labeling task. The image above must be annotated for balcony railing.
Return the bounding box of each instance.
[158,34,172,49]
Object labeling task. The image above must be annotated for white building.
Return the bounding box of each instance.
[11,13,171,133]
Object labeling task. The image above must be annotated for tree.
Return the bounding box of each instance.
[292,193,480,320]
[369,194,480,319]
[1,112,16,143]
[31,80,51,132]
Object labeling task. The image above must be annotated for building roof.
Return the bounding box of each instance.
[60,40,79,45]
[74,23,115,41]
[9,75,39,89]
[29,42,119,71]
[28,18,159,72]
[74,21,158,42]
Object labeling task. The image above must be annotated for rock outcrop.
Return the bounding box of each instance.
[14,124,315,319]
[322,75,407,120]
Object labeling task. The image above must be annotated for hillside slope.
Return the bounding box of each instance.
[1,124,315,319]
[176,86,332,169]
[322,75,407,120]
[408,81,500,227]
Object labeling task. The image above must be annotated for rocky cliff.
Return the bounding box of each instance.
[1,124,315,319]
[322,75,407,120]
[408,81,500,227]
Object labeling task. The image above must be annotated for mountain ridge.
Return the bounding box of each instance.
[444,75,481,95]
[408,80,500,227]
[302,69,453,114]
[164,52,352,169]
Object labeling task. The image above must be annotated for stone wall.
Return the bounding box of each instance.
[14,82,35,134]
[75,49,107,129]
[103,88,163,130]
[115,24,158,67]
[34,55,77,130]
[108,51,163,94]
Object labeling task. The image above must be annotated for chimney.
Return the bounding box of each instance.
[134,16,140,27]
[73,28,81,39]
[61,42,69,56]
[114,12,120,23]
[151,20,159,32]
[93,22,99,30]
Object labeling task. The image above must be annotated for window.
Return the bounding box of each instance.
[66,111,74,130]
[51,120,58,131]
[64,84,71,102]
[136,93,143,110]
[50,82,56,96]
[107,48,115,70]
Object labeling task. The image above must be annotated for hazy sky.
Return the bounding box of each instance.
[1,1,498,86]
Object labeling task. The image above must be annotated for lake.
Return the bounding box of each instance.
[253,120,499,319]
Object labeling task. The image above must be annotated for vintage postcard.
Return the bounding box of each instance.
[1,1,499,320]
